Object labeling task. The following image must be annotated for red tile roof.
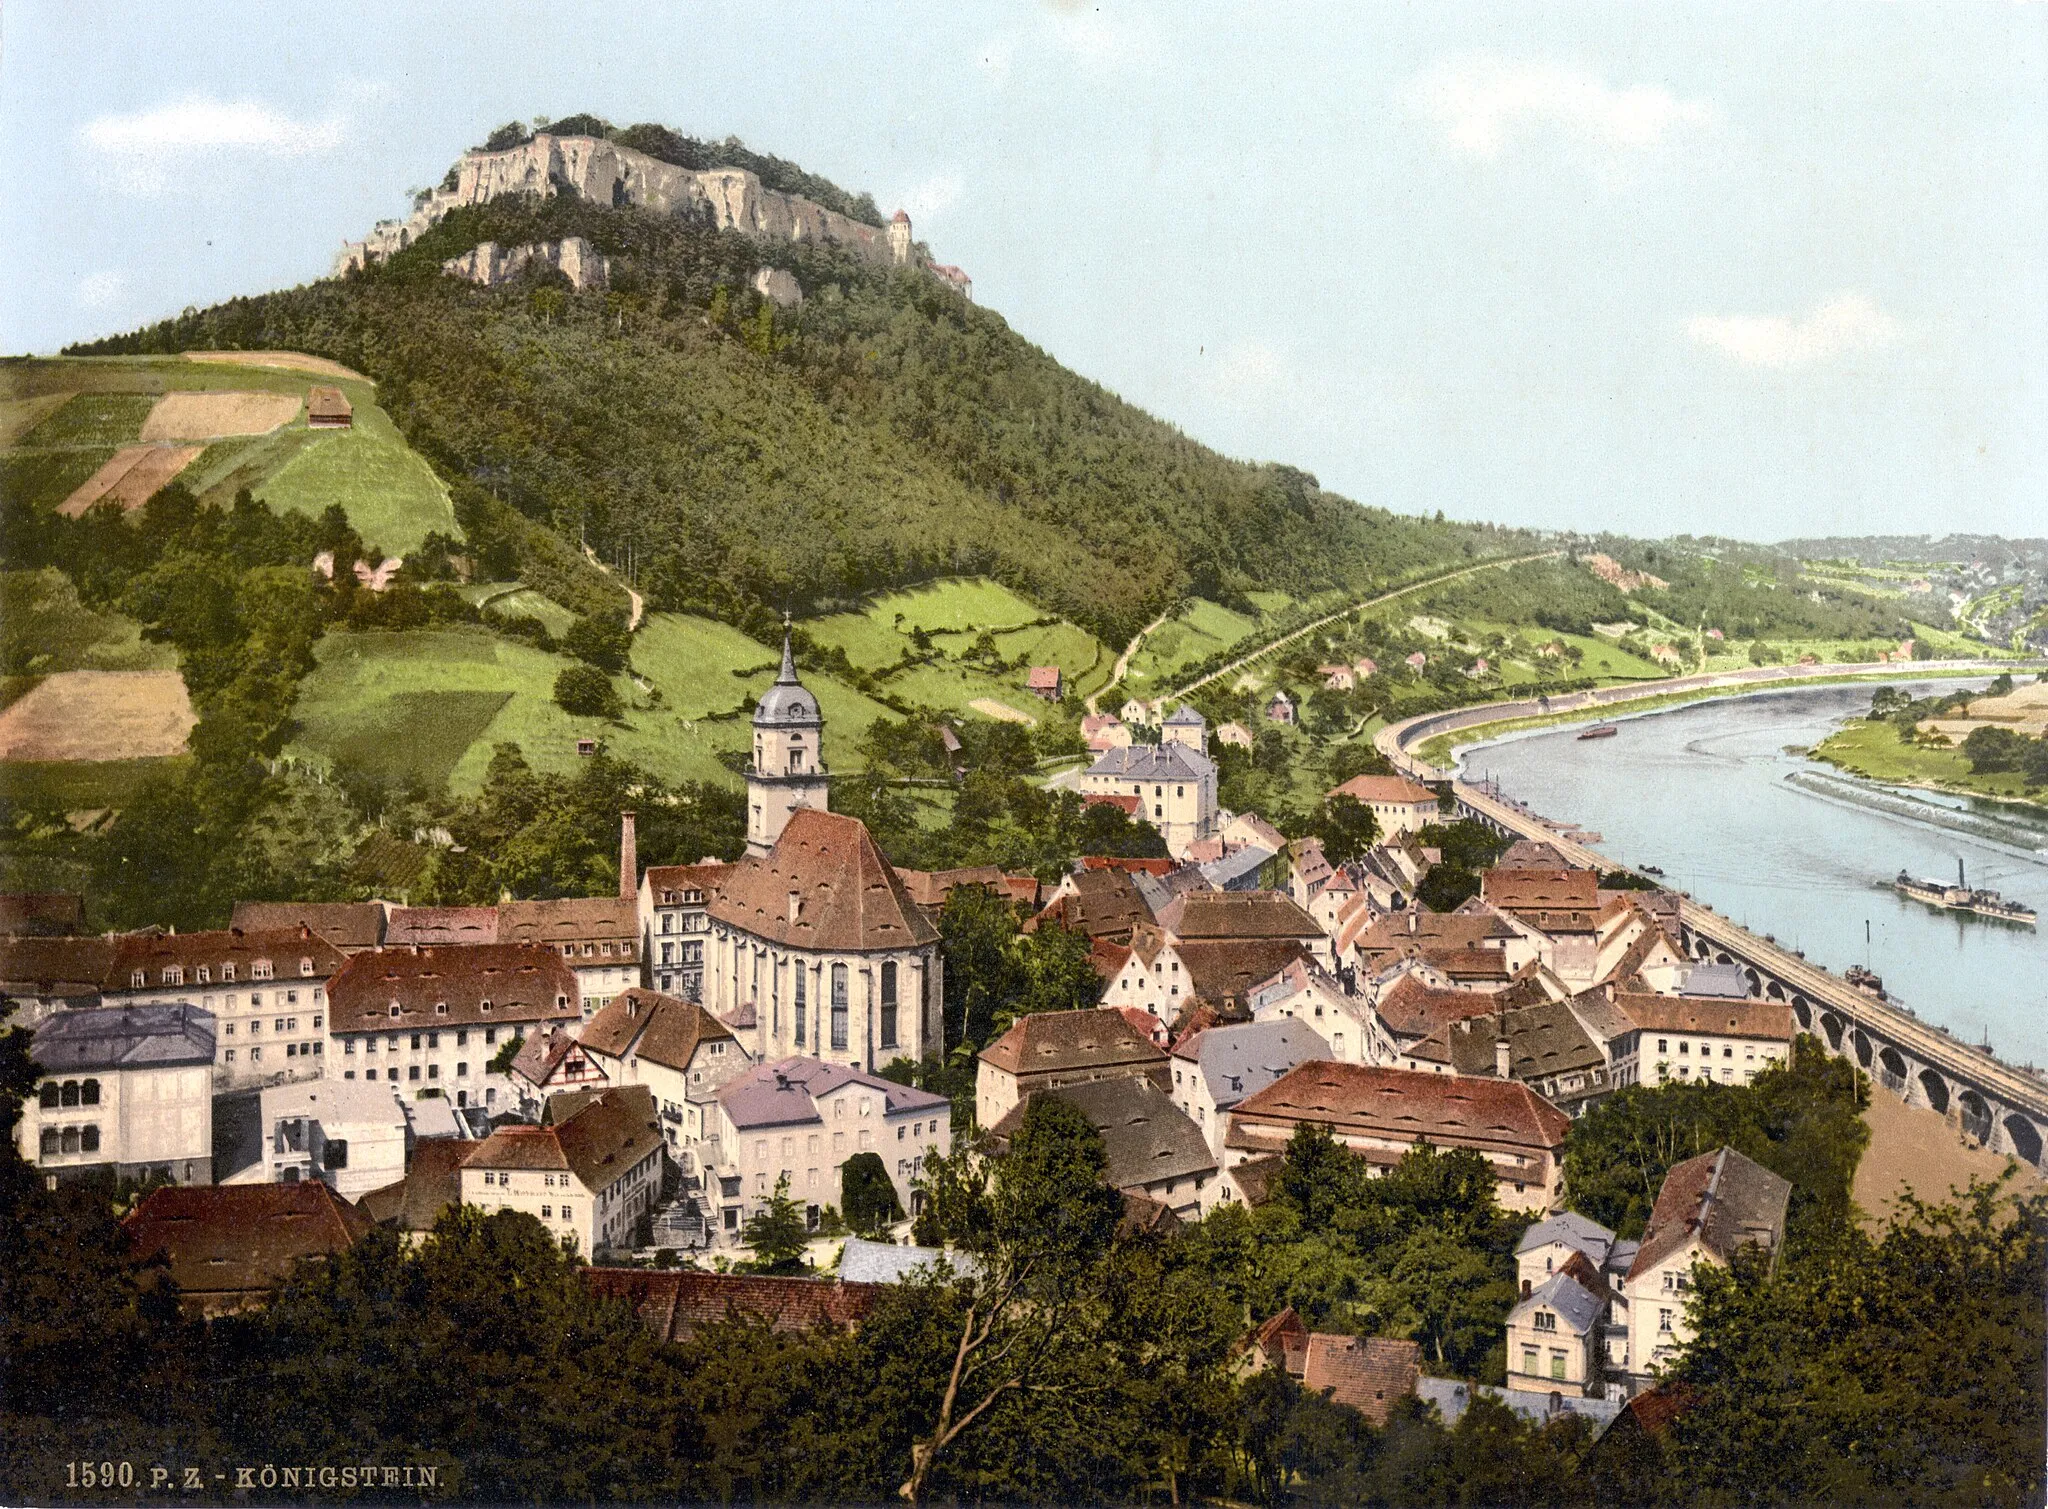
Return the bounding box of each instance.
[1377,975,1504,1039]
[463,1084,662,1191]
[707,809,937,952]
[643,862,727,904]
[1329,775,1438,806]
[580,988,733,1071]
[979,1007,1168,1077]
[1156,890,1319,942]
[1301,1334,1422,1425]
[229,901,385,951]
[327,943,579,1033]
[109,927,346,988]
[124,1182,370,1313]
[1614,995,1794,1041]
[1230,1061,1571,1156]
[1483,868,1599,910]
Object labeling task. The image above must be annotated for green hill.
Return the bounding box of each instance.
[68,158,1519,647]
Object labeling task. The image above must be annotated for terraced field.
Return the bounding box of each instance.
[0,356,456,553]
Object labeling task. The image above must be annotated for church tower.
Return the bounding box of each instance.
[746,630,830,857]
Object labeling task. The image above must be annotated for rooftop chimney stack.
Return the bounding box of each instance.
[1496,1033,1512,1080]
[619,810,638,903]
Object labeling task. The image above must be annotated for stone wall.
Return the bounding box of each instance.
[336,133,896,277]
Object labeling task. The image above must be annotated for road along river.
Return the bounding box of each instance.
[1458,682,2048,1064]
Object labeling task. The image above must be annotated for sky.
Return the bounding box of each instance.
[3,1,2044,543]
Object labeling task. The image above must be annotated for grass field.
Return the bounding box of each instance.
[1810,719,2042,805]
[1121,598,1263,698]
[287,614,895,796]
[471,585,578,638]
[0,357,457,556]
[805,578,1110,714]
[0,569,177,676]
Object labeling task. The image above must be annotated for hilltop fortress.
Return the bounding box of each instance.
[336,132,970,299]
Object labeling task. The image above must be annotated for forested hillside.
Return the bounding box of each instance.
[72,177,1520,646]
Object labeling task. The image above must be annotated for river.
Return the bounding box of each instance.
[1461,682,2048,1065]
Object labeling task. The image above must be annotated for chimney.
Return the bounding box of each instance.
[619,810,638,903]
[788,890,802,926]
[628,994,639,1018]
[1407,910,1418,935]
[1496,1033,1512,1079]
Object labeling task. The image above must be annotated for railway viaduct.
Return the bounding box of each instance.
[1377,664,2048,1169]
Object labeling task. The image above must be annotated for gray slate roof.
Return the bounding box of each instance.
[1681,962,1751,999]
[1200,846,1275,890]
[1162,704,1206,727]
[993,1075,1215,1191]
[31,1003,215,1074]
[1086,743,1214,782]
[1180,1019,1331,1111]
[1508,1270,1605,1335]
[1516,1208,1618,1264]
[719,1057,947,1132]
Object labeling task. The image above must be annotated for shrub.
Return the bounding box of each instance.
[554,663,621,718]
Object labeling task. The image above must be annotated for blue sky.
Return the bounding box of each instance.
[4,1,2043,542]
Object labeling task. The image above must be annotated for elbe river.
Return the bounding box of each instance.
[1462,681,2048,1065]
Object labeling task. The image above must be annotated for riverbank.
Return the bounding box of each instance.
[1811,718,2047,815]
[1412,665,2025,771]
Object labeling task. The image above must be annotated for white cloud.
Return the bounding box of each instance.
[975,6,1156,89]
[1404,57,1718,162]
[75,271,126,311]
[1687,294,1905,370]
[81,96,345,194]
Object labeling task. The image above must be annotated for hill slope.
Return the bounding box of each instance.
[70,131,1524,646]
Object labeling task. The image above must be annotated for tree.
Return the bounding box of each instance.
[487,1032,525,1075]
[937,884,1021,1050]
[898,1095,1123,1503]
[553,663,622,718]
[1310,793,1378,865]
[1963,724,2028,774]
[740,1173,811,1274]
[841,1152,903,1239]
[562,612,630,673]
[1666,1179,2046,1505]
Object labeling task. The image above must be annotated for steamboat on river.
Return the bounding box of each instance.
[1894,859,2039,928]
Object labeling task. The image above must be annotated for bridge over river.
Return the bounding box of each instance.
[1377,661,2048,1168]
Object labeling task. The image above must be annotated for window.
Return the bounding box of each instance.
[1550,1350,1566,1381]
[130,970,145,988]
[485,1028,496,1044]
[1521,1346,1538,1375]
[163,967,183,986]
[880,962,898,1048]
[1657,1039,1668,1054]
[324,1140,348,1170]
[541,1206,552,1220]
[1533,1311,1556,1332]
[225,1050,236,1063]
[428,1064,440,1079]
[387,1067,398,1081]
[252,960,273,981]
[196,967,210,985]
[222,964,236,983]
[287,990,299,1006]
[408,1066,420,1081]
[411,1034,422,1050]
[1679,1041,1689,1055]
[60,1126,79,1154]
[1723,1045,1734,1058]
[38,1084,57,1109]
[60,1081,79,1108]
[898,1125,906,1141]
[428,1032,439,1049]
[40,1128,57,1155]
[458,1062,468,1078]
[830,964,849,1051]
[300,957,315,977]
[389,1004,401,1018]
[795,966,808,1046]
[1659,1308,1673,1332]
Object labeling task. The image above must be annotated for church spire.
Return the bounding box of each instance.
[777,612,798,684]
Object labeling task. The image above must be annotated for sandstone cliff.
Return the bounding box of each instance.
[337,133,902,277]
[443,236,610,291]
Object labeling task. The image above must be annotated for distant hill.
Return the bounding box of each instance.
[69,122,1524,646]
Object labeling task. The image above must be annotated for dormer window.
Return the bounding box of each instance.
[252,960,274,981]
[196,967,210,985]
[388,1003,401,1018]
[481,999,493,1012]
[435,1002,449,1015]
[163,967,183,986]
[130,970,145,989]
[222,964,236,982]
[300,957,315,977]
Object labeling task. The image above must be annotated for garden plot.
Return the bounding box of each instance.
[57,445,205,516]
[0,670,196,762]
[139,390,301,441]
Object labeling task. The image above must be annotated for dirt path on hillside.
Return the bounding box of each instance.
[583,544,645,630]
[1086,607,1176,717]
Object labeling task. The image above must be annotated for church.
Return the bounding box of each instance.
[699,635,945,1071]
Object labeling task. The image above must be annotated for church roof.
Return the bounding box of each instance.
[754,634,821,727]
[707,809,938,952]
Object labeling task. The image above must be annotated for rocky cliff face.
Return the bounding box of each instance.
[336,133,900,277]
[443,236,610,291]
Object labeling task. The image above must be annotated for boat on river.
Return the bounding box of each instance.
[1578,724,1618,741]
[1844,964,1887,999]
[1893,859,2038,927]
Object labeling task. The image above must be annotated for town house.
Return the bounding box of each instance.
[640,860,728,1000]
[508,1023,612,1119]
[104,927,345,1090]
[1621,1147,1790,1384]
[1326,774,1441,838]
[18,1002,215,1186]
[327,943,580,1112]
[578,987,755,1154]
[1076,705,1220,858]
[989,1075,1219,1221]
[1609,996,1795,1089]
[498,895,642,1020]
[704,1057,951,1237]
[461,1084,667,1259]
[123,1182,370,1317]
[1226,1061,1572,1212]
[1169,1019,1331,1154]
[976,1006,1169,1128]
[220,1077,408,1199]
